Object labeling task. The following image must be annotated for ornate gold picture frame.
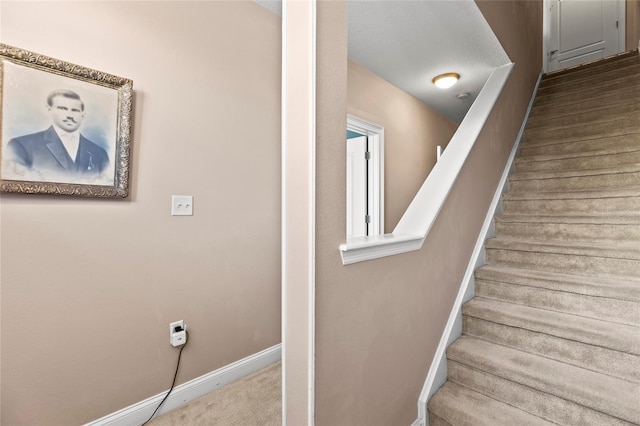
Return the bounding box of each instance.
[0,43,133,197]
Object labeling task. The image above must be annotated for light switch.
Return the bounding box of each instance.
[171,195,193,216]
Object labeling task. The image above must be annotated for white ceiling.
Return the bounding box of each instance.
[256,0,511,123]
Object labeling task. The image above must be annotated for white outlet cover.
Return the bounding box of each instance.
[171,195,193,216]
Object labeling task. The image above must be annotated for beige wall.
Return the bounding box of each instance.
[627,0,640,50]
[314,1,542,424]
[348,60,458,231]
[0,2,281,424]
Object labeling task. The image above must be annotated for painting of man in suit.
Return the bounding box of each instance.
[7,89,109,177]
[0,52,129,196]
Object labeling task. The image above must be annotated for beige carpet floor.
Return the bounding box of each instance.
[148,362,281,426]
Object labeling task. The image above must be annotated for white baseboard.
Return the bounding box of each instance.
[85,344,282,426]
[415,72,543,426]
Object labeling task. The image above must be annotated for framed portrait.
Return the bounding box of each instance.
[0,43,133,198]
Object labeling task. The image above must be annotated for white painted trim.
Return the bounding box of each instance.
[280,1,288,424]
[542,0,553,73]
[308,3,317,425]
[340,233,422,265]
[347,114,385,236]
[339,63,514,265]
[415,72,543,426]
[617,0,626,53]
[85,344,282,426]
[281,1,316,425]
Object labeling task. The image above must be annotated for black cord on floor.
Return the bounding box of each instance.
[141,330,189,426]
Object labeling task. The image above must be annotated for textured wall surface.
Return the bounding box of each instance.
[627,0,640,50]
[0,2,281,424]
[314,1,542,424]
[348,59,458,232]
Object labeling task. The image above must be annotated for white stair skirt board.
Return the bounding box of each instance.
[85,344,281,426]
[412,72,544,426]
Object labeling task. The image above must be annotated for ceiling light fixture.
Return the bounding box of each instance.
[432,72,460,89]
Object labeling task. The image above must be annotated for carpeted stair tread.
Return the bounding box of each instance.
[475,264,640,302]
[539,57,640,92]
[485,238,640,261]
[540,50,639,82]
[495,213,640,226]
[464,317,640,385]
[446,360,638,426]
[428,381,555,426]
[501,195,640,215]
[515,146,640,173]
[537,62,640,96]
[494,213,640,244]
[524,111,640,141]
[523,115,640,145]
[500,187,640,216]
[463,297,640,353]
[529,87,640,119]
[502,187,640,200]
[532,74,640,107]
[519,132,640,157]
[475,276,639,326]
[511,162,640,181]
[447,336,640,424]
[485,238,640,278]
[508,163,640,192]
[521,131,640,152]
[526,102,640,131]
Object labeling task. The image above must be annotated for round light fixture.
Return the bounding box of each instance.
[432,72,460,89]
[457,92,470,100]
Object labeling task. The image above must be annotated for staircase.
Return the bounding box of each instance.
[428,51,640,425]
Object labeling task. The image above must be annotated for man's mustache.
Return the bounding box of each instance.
[63,118,78,123]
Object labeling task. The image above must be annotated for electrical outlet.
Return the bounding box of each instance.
[169,320,186,347]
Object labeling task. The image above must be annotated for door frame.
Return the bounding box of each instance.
[542,0,626,73]
[347,114,384,236]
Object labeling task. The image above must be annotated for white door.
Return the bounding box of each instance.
[548,0,623,72]
[346,135,367,238]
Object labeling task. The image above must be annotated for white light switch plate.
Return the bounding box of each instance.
[171,195,193,216]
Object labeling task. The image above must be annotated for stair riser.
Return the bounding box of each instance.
[530,89,640,121]
[475,280,640,325]
[463,316,640,382]
[515,150,640,173]
[538,64,640,96]
[509,171,640,192]
[524,116,640,145]
[486,248,640,278]
[526,103,640,130]
[534,75,640,107]
[519,134,640,157]
[447,361,635,426]
[502,196,640,215]
[495,222,640,244]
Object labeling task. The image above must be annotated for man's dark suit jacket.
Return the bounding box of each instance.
[7,126,109,175]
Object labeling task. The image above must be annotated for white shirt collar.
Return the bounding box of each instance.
[52,125,81,162]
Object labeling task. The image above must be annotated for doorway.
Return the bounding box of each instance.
[346,115,384,238]
[544,0,626,72]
